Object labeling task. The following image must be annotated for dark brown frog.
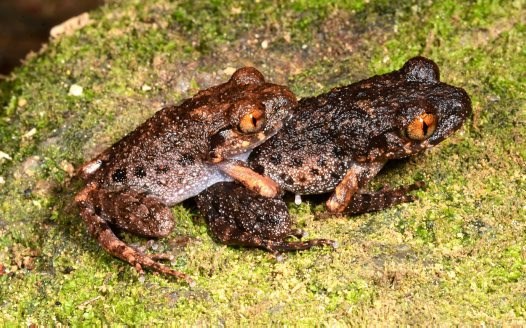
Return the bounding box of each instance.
[251,56,472,213]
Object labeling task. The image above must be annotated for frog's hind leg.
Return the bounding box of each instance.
[75,183,193,285]
[196,182,335,256]
[81,207,193,284]
[208,226,335,256]
[86,188,176,238]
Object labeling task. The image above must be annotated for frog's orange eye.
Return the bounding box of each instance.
[406,113,437,141]
[238,108,266,134]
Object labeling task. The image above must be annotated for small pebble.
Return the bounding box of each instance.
[0,151,12,161]
[22,128,37,139]
[223,67,237,76]
[68,84,83,96]
[18,98,27,107]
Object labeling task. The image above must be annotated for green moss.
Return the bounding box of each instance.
[1,0,525,325]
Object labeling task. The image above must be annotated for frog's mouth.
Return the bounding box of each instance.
[208,121,285,163]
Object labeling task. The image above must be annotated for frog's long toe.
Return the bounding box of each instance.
[264,238,337,253]
[77,196,193,285]
[132,251,194,286]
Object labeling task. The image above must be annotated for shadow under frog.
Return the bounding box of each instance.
[197,57,472,253]
[75,67,297,284]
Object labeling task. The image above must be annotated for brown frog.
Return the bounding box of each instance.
[75,67,297,284]
[251,56,472,213]
[196,57,472,251]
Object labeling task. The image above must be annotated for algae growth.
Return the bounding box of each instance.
[0,0,525,325]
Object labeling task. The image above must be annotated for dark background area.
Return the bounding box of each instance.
[0,0,103,75]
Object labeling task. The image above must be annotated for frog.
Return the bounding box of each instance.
[196,57,472,251]
[74,67,297,284]
[250,56,472,213]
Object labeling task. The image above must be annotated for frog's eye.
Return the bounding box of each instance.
[238,108,266,134]
[406,113,437,141]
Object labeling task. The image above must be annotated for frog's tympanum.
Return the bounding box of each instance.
[197,57,471,252]
[75,68,297,283]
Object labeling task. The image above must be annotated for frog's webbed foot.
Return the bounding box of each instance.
[344,181,425,215]
[216,159,280,198]
[265,229,337,254]
[75,184,193,285]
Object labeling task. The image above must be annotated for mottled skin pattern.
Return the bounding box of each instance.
[75,67,297,284]
[251,56,472,212]
[197,57,472,252]
[197,183,336,255]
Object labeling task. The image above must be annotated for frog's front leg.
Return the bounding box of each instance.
[216,159,280,198]
[75,183,193,284]
[326,160,425,214]
[326,162,385,213]
[343,181,425,215]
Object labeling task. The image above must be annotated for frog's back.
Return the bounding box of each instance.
[86,106,218,204]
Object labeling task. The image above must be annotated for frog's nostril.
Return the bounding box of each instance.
[209,129,229,150]
[134,166,147,178]
[208,150,222,163]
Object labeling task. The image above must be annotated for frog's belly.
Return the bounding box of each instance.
[138,165,232,205]
[120,150,252,205]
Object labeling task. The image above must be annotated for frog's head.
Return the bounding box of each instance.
[361,57,472,162]
[206,67,297,162]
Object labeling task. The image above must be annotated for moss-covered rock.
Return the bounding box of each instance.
[1,0,524,325]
